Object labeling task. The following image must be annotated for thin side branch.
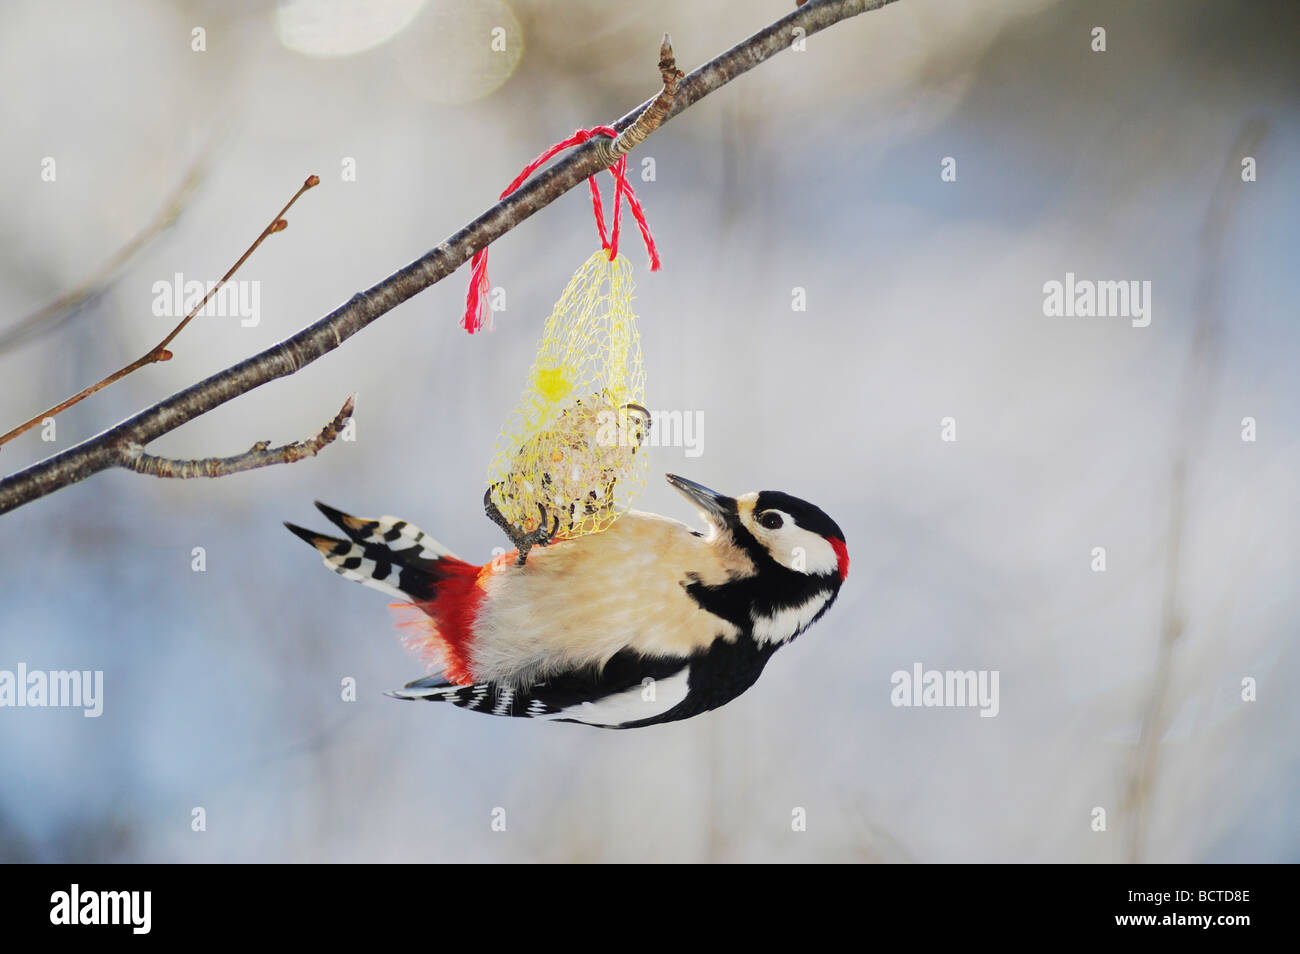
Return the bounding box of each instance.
[0,175,320,450]
[1120,119,1268,863]
[601,34,686,161]
[0,0,901,515]
[118,395,355,479]
[0,156,209,354]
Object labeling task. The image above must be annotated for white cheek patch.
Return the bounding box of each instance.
[769,528,839,576]
[751,593,830,644]
[543,669,691,726]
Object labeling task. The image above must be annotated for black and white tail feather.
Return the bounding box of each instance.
[284,502,457,604]
[388,659,698,729]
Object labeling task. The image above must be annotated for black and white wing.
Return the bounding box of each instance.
[388,651,694,729]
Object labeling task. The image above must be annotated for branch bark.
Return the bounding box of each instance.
[118,395,354,479]
[599,34,686,162]
[0,0,900,516]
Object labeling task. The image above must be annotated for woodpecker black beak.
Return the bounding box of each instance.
[666,474,735,524]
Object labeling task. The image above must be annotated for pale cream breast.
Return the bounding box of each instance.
[469,511,750,686]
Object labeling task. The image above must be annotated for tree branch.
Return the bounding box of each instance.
[0,175,320,450]
[117,395,354,479]
[0,0,900,516]
[598,34,686,162]
[0,155,209,354]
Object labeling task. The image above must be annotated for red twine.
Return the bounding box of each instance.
[462,125,661,334]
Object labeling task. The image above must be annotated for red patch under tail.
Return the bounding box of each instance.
[390,556,505,685]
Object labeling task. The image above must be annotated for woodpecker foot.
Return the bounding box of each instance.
[512,507,559,565]
[484,488,559,565]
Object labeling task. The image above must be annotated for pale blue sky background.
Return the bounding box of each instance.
[0,0,1296,861]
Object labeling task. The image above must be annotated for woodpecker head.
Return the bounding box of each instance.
[666,473,849,646]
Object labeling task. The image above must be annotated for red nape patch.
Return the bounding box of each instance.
[387,559,491,686]
[829,537,850,581]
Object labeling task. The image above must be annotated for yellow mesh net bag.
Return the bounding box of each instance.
[466,124,662,544]
[487,249,649,540]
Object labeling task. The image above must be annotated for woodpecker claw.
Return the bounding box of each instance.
[484,487,559,566]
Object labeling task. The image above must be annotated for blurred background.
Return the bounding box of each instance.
[0,0,1296,862]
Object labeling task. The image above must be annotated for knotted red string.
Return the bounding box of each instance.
[462,125,661,334]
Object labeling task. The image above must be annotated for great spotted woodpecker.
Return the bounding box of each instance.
[285,474,848,729]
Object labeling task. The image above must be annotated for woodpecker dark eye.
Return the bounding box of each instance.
[758,511,784,530]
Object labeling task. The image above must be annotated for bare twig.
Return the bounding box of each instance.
[0,175,320,450]
[0,0,901,515]
[1121,119,1268,863]
[598,34,685,161]
[118,395,354,479]
[0,157,209,354]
